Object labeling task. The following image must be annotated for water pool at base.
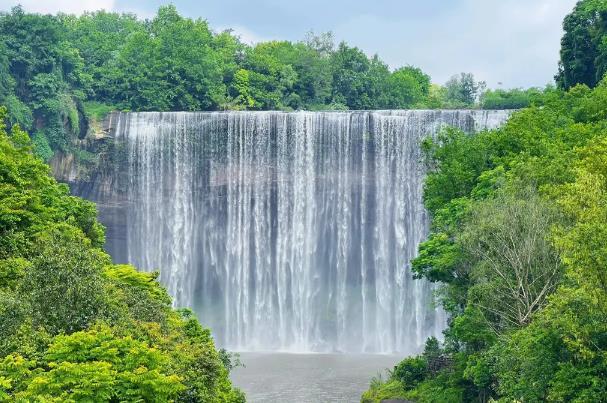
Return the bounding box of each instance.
[230,352,401,402]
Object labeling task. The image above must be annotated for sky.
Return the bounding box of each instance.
[1,0,579,88]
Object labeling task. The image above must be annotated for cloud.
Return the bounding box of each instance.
[214,24,271,45]
[332,0,578,88]
[1,0,116,15]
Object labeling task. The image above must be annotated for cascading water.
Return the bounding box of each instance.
[110,110,510,354]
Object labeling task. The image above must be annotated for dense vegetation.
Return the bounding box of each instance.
[0,106,244,401]
[557,0,607,89]
[0,5,548,163]
[363,1,607,401]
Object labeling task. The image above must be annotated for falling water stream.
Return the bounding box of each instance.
[108,110,509,355]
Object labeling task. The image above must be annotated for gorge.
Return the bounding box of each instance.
[68,110,510,355]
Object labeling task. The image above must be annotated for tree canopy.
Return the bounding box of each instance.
[557,0,607,89]
[0,106,244,402]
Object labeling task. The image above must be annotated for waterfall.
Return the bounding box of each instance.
[112,110,510,354]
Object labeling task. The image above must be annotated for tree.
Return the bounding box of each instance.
[388,66,431,108]
[444,73,485,107]
[392,357,428,390]
[1,326,184,401]
[492,147,607,400]
[237,41,299,109]
[0,6,88,155]
[114,5,226,111]
[556,0,607,89]
[304,31,335,57]
[61,10,143,101]
[479,87,549,109]
[460,189,563,331]
[329,42,394,110]
[22,225,111,335]
[0,41,13,102]
[370,69,607,402]
[0,5,439,150]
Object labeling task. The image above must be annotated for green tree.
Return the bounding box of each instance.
[557,0,607,89]
[367,69,607,403]
[460,189,563,331]
[0,6,87,154]
[113,5,225,111]
[480,87,550,109]
[2,326,184,402]
[388,66,431,108]
[444,73,485,107]
[492,154,607,399]
[237,41,298,109]
[61,10,143,101]
[329,42,391,110]
[22,225,111,335]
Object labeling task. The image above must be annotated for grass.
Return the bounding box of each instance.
[83,101,117,121]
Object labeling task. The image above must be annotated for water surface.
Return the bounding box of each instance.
[231,352,401,402]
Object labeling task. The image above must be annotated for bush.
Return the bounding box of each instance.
[83,101,116,121]
[361,376,408,403]
[392,357,429,390]
[31,130,53,161]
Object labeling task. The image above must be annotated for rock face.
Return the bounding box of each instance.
[50,152,79,183]
[56,110,511,354]
[51,113,129,259]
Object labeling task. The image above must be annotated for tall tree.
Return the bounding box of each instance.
[61,11,143,101]
[114,5,225,111]
[444,73,485,107]
[388,66,431,108]
[557,0,607,89]
[329,43,392,110]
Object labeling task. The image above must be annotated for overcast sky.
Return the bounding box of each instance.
[1,0,579,88]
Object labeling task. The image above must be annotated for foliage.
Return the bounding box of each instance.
[392,357,428,389]
[480,86,552,109]
[388,66,431,108]
[364,67,607,403]
[329,43,392,110]
[491,137,607,401]
[31,130,53,161]
[23,225,112,335]
[82,101,116,122]
[0,6,89,158]
[2,326,184,402]
[361,376,408,403]
[557,0,607,89]
[460,189,563,331]
[0,106,243,401]
[443,73,486,108]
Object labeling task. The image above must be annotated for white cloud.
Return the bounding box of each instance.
[333,0,578,88]
[215,24,271,45]
[1,0,116,15]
